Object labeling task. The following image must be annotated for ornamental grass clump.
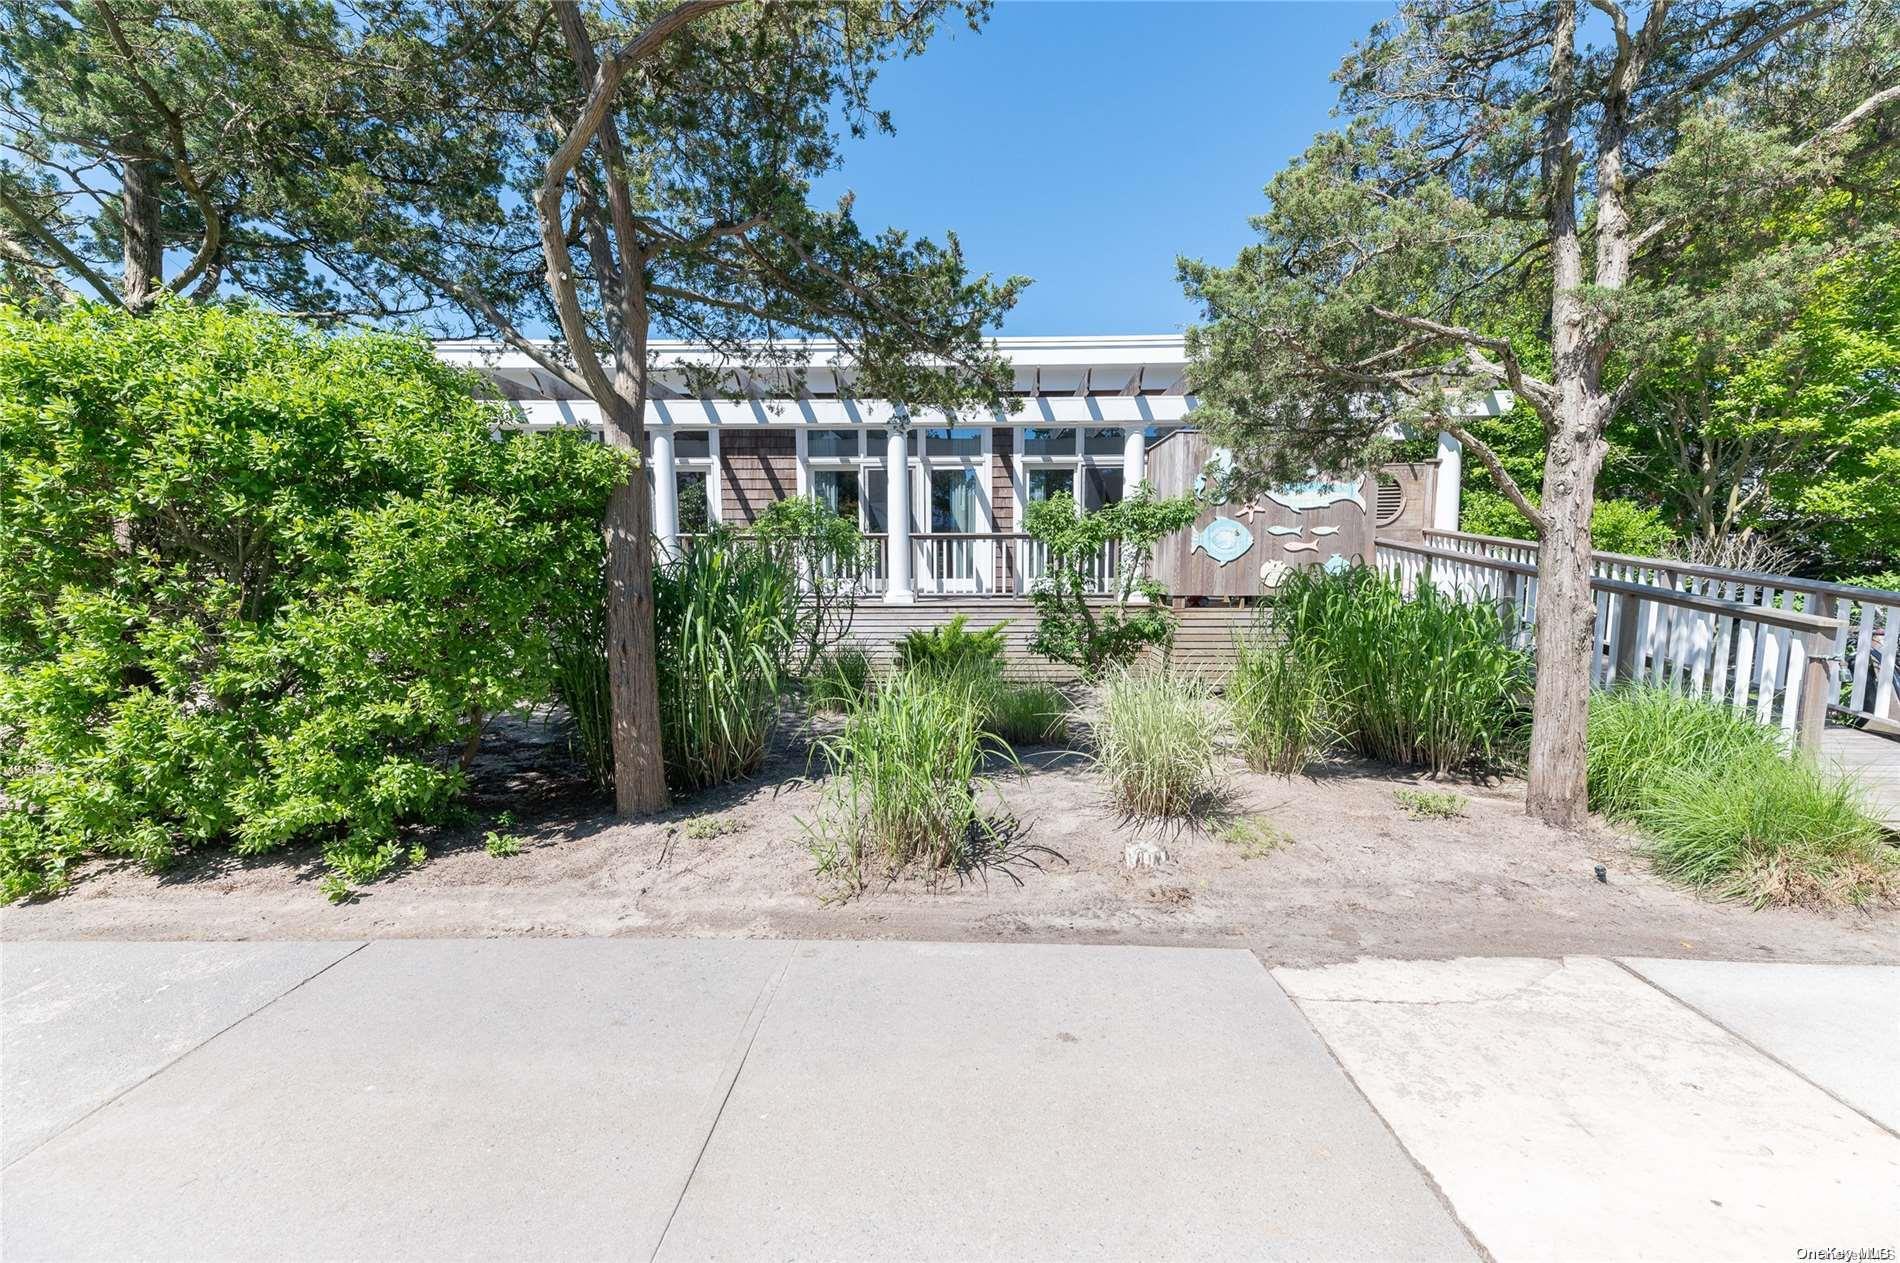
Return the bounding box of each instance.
[1584,687,1782,823]
[1228,621,1335,776]
[1271,566,1531,775]
[806,646,873,713]
[1094,667,1221,819]
[1585,687,1895,909]
[805,668,1006,889]
[652,535,803,791]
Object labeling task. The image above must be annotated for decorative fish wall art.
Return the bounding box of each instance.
[1190,516,1253,566]
[1283,539,1321,554]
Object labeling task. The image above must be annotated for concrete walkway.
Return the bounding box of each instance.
[2,941,1895,1262]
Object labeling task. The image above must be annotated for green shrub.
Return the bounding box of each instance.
[0,301,625,900]
[1270,566,1531,775]
[1394,788,1468,820]
[1585,687,1782,823]
[1639,747,1895,909]
[1023,490,1201,678]
[1094,667,1221,819]
[895,614,1008,677]
[807,646,873,713]
[804,668,1007,889]
[1229,623,1334,776]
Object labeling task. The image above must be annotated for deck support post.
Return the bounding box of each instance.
[883,415,915,604]
[650,426,679,558]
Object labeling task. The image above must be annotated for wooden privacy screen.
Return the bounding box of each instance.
[1147,432,1375,600]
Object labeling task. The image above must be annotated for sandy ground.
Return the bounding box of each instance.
[5,711,1898,966]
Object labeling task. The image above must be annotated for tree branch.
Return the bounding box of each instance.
[0,187,126,305]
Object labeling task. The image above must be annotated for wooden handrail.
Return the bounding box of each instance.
[1421,529,1900,604]
[1377,540,1844,636]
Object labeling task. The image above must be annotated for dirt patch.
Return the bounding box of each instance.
[6,712,1897,965]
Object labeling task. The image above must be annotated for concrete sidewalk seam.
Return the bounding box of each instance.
[647,940,799,1263]
[1261,958,1497,1263]
[1608,956,1900,1143]
[0,938,371,1173]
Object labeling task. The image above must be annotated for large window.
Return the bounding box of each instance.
[811,468,861,524]
[930,468,982,533]
[924,426,984,457]
[678,471,712,533]
[1026,468,1074,504]
[1022,426,1075,456]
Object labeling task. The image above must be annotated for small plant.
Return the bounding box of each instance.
[1394,788,1468,820]
[983,680,1072,747]
[483,830,523,857]
[1094,667,1221,819]
[896,615,1008,677]
[320,874,356,905]
[682,815,737,841]
[803,668,1010,890]
[1640,748,1896,909]
[1220,815,1290,858]
[1229,625,1334,776]
[807,647,873,712]
[407,842,428,866]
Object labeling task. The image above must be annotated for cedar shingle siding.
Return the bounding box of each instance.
[720,430,796,524]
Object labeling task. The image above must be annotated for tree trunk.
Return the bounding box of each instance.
[1525,411,1602,828]
[120,156,161,308]
[601,409,669,815]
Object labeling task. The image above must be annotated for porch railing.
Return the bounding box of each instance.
[1375,537,1850,748]
[1422,529,1900,730]
[690,530,1128,599]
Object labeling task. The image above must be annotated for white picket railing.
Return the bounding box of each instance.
[1423,530,1899,730]
[1377,538,1848,748]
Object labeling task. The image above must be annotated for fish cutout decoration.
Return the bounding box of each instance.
[1265,526,1300,537]
[1265,476,1366,514]
[1284,539,1320,553]
[1310,526,1340,537]
[1190,516,1253,566]
[1322,552,1352,575]
[1259,559,1291,588]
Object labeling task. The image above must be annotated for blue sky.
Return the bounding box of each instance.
[811,2,1393,338]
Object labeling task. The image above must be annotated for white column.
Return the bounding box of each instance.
[883,418,915,604]
[1433,429,1463,534]
[1121,426,1147,492]
[651,426,679,556]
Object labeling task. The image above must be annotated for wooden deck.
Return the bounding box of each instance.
[1821,725,1900,829]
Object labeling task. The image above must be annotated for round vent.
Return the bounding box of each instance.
[1374,473,1406,527]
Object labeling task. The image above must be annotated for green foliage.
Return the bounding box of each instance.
[1094,668,1221,820]
[482,830,523,858]
[0,301,625,900]
[1228,623,1334,777]
[804,667,1007,892]
[806,646,873,713]
[1640,749,1894,910]
[895,614,1007,677]
[1394,789,1468,821]
[1585,688,1894,909]
[752,495,870,674]
[1584,688,1783,824]
[981,680,1071,748]
[1220,815,1289,859]
[1270,567,1532,775]
[1461,489,1679,557]
[682,815,737,841]
[652,533,804,792]
[1023,490,1200,678]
